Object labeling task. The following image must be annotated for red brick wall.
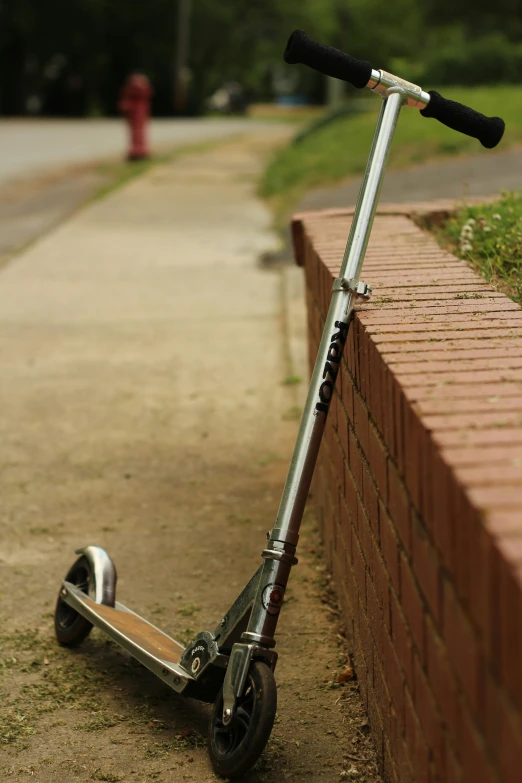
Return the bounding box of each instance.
[293,203,522,783]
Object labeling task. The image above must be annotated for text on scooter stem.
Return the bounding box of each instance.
[315,320,349,414]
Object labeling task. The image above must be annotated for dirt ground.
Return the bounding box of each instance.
[0,131,381,782]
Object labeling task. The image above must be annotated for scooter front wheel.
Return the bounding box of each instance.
[54,555,95,646]
[208,660,277,779]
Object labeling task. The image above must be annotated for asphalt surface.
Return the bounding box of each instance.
[0,118,279,185]
[297,145,522,211]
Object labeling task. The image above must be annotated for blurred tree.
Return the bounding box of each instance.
[1,0,521,116]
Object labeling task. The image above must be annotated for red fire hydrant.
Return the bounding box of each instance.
[118,73,152,161]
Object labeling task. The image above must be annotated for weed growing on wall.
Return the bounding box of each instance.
[438,190,522,303]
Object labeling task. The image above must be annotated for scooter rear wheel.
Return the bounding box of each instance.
[54,555,95,646]
[208,660,277,779]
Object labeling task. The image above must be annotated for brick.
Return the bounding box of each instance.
[353,387,370,458]
[403,398,424,511]
[381,363,397,457]
[443,579,484,718]
[485,509,522,536]
[366,674,385,766]
[426,616,462,745]
[337,398,349,459]
[454,489,488,615]
[341,363,355,422]
[362,466,379,539]
[496,553,522,711]
[339,495,352,542]
[352,532,367,609]
[367,568,385,656]
[368,340,384,433]
[428,450,454,572]
[358,493,374,562]
[496,688,522,783]
[388,460,411,552]
[393,375,406,473]
[359,605,375,687]
[344,463,358,533]
[414,653,446,780]
[401,553,426,661]
[468,485,522,510]
[349,425,364,497]
[371,543,391,633]
[460,708,498,783]
[357,320,371,404]
[412,511,441,625]
[404,687,431,783]
[390,589,415,694]
[381,621,406,727]
[330,430,345,496]
[369,419,388,500]
[346,313,357,376]
[380,501,401,595]
[445,737,464,783]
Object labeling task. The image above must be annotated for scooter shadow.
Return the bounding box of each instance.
[74,635,210,733]
[72,636,274,782]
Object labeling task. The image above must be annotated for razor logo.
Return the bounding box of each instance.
[315,320,349,414]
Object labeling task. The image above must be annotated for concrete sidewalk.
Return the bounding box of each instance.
[0,130,380,782]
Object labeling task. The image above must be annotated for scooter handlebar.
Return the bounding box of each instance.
[283,29,372,89]
[284,30,506,149]
[420,90,505,149]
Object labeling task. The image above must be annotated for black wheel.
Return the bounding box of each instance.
[208,660,277,779]
[54,555,95,646]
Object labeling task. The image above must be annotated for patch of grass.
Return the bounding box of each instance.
[0,627,198,749]
[94,156,166,201]
[176,603,201,618]
[75,714,124,731]
[282,406,302,421]
[260,86,522,227]
[281,374,302,386]
[435,190,522,304]
[257,452,281,467]
[91,770,123,782]
[0,629,106,748]
[227,513,252,525]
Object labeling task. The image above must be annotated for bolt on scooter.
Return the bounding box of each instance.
[54,29,505,779]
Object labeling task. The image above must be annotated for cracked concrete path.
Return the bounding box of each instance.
[0,128,380,782]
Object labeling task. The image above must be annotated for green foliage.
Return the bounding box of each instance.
[420,28,522,85]
[2,1,522,116]
[438,192,522,304]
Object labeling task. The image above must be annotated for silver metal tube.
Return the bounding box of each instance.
[242,87,407,646]
[243,90,404,646]
[277,89,403,538]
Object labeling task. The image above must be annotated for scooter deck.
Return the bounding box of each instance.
[62,581,192,692]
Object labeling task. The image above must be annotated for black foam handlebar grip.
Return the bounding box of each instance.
[284,29,372,89]
[420,90,505,149]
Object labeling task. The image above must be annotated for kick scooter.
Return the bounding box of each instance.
[54,30,505,779]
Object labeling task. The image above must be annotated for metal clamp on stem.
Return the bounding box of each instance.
[332,276,373,301]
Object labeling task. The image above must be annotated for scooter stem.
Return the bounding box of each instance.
[242,89,405,648]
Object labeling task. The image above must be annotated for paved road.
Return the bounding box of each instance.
[0,117,279,185]
[297,145,522,211]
